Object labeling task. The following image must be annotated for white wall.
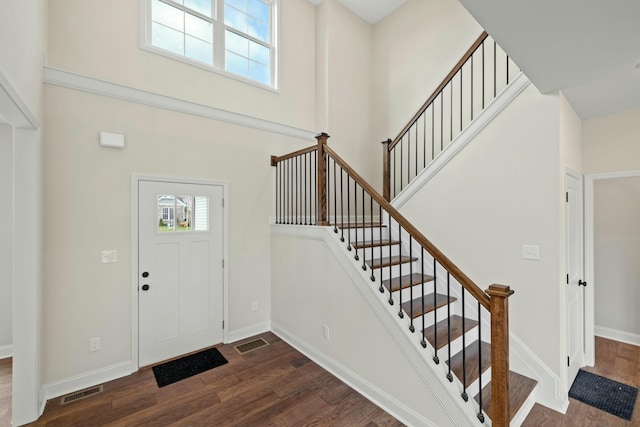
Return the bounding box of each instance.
[371,0,482,143]
[271,232,457,427]
[583,109,640,174]
[593,177,640,338]
[0,124,12,356]
[399,84,565,378]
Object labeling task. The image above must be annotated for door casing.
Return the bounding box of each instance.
[131,175,229,371]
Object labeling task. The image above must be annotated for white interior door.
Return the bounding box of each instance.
[138,180,224,367]
[565,172,585,385]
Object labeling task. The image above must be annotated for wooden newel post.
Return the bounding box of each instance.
[381,139,391,202]
[316,132,329,226]
[487,284,514,427]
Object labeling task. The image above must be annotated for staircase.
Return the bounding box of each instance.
[270,31,539,426]
[342,220,537,425]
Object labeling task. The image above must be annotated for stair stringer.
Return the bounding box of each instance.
[392,72,532,211]
[320,225,490,426]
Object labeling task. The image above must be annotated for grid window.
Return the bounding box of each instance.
[146,0,275,87]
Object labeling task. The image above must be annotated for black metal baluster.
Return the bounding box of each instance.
[398,222,403,317]
[420,248,427,348]
[393,149,396,198]
[409,237,414,332]
[477,301,485,423]
[433,260,439,364]
[407,130,411,185]
[415,123,418,180]
[340,166,345,242]
[423,112,427,168]
[440,92,443,151]
[374,202,380,282]
[506,54,510,85]
[494,40,497,98]
[346,175,351,251]
[354,180,359,261]
[295,155,299,224]
[361,187,366,268]
[461,287,468,401]
[286,158,290,224]
[400,136,404,193]
[450,81,453,143]
[460,69,463,133]
[432,104,435,161]
[369,196,375,281]
[333,158,337,233]
[446,273,453,382]
[471,55,474,121]
[386,211,393,305]
[482,42,485,110]
[304,154,307,225]
[326,156,331,227]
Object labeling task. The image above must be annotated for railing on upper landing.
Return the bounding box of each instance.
[382,32,521,201]
[271,133,514,426]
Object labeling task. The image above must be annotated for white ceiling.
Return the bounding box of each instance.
[319,0,640,119]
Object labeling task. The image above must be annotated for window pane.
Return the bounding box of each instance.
[224,5,248,34]
[176,195,192,231]
[186,35,213,64]
[225,30,248,57]
[184,0,212,17]
[185,13,213,42]
[226,0,247,13]
[225,51,249,77]
[152,22,185,56]
[247,17,268,43]
[152,0,184,32]
[249,39,269,65]
[194,197,209,231]
[158,195,176,231]
[250,60,270,85]
[248,0,269,24]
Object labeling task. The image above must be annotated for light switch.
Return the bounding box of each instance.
[522,245,541,260]
[101,250,117,263]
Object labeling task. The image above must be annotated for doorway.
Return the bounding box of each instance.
[132,177,228,369]
[585,171,640,363]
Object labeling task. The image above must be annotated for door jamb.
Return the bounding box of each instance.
[131,174,229,372]
[584,169,640,366]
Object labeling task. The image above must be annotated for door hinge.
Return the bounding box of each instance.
[566,274,569,284]
[222,198,225,207]
[222,259,225,268]
[222,320,225,329]
[566,192,568,202]
[567,356,570,367]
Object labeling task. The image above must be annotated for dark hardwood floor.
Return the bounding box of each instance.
[523,336,640,426]
[0,358,11,427]
[26,333,404,427]
[7,335,639,426]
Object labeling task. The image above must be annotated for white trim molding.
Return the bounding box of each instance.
[595,326,640,347]
[0,344,12,359]
[43,66,317,141]
[392,72,531,209]
[225,322,271,344]
[42,361,133,402]
[0,69,39,130]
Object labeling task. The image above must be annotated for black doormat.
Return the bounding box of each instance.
[152,348,228,388]
[569,369,638,420]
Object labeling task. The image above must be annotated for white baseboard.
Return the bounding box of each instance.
[595,325,640,347]
[0,344,12,359]
[225,321,271,344]
[271,323,439,427]
[42,360,134,402]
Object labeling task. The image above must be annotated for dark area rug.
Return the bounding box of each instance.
[569,369,638,420]
[152,347,228,387]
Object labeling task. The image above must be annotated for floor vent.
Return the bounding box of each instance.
[234,338,269,355]
[60,385,103,405]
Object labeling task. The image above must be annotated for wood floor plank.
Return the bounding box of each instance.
[25,332,400,426]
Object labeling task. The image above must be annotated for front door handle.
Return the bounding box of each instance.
[141,284,150,291]
[578,280,587,287]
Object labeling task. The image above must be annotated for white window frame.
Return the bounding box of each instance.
[140,0,279,90]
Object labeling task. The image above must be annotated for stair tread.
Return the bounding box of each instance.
[352,239,400,249]
[381,273,434,292]
[401,293,455,319]
[422,315,478,350]
[338,222,386,229]
[446,340,492,386]
[366,256,417,269]
[474,371,538,421]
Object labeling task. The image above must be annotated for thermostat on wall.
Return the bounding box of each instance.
[99,132,125,149]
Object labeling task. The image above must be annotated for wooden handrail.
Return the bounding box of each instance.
[324,144,491,310]
[270,144,317,166]
[388,31,488,152]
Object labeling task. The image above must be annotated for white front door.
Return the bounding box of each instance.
[138,180,224,367]
[565,171,585,385]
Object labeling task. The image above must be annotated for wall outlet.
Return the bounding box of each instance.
[251,301,258,311]
[323,324,330,340]
[89,337,101,352]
